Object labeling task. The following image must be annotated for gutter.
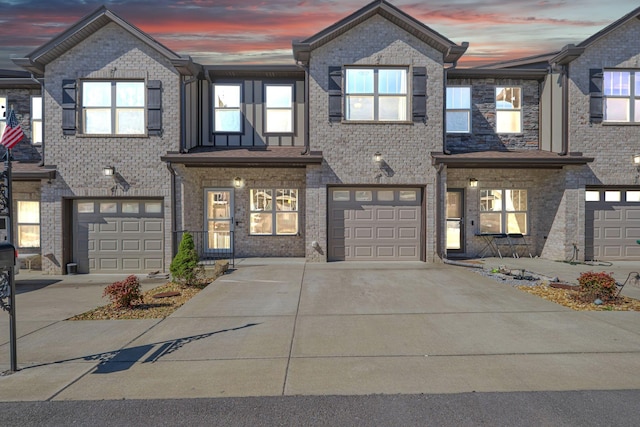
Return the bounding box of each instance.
[165,161,178,258]
[561,64,569,155]
[296,61,311,155]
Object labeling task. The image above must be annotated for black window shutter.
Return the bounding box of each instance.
[147,80,162,136]
[328,66,342,122]
[412,67,427,123]
[589,69,603,124]
[62,79,77,135]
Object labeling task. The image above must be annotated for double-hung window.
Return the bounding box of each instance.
[603,70,640,122]
[0,96,6,137]
[479,189,527,234]
[213,84,242,132]
[265,85,293,133]
[446,87,471,133]
[17,201,40,248]
[31,96,42,144]
[345,67,408,121]
[250,189,298,235]
[495,87,521,133]
[82,81,145,135]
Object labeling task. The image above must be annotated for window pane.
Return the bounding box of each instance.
[251,189,272,211]
[250,213,272,234]
[507,213,527,234]
[377,190,393,201]
[635,100,640,122]
[346,69,374,94]
[604,71,630,96]
[378,69,407,94]
[447,87,471,109]
[116,109,145,134]
[208,191,231,219]
[100,202,117,213]
[505,190,527,211]
[379,96,407,121]
[276,189,297,211]
[215,110,241,132]
[17,201,39,223]
[480,212,501,234]
[266,110,292,133]
[32,96,42,120]
[266,86,292,108]
[605,191,621,202]
[480,190,502,212]
[116,82,144,107]
[84,109,111,134]
[83,82,111,107]
[496,111,521,133]
[627,191,640,202]
[399,191,417,201]
[446,111,470,133]
[605,98,629,121]
[346,96,374,120]
[355,191,372,202]
[77,202,94,213]
[18,225,40,248]
[145,202,162,213]
[332,190,350,201]
[585,191,600,202]
[122,202,139,213]
[276,212,298,234]
[214,85,240,108]
[496,87,521,109]
[32,120,43,144]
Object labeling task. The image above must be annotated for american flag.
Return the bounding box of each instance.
[1,108,24,149]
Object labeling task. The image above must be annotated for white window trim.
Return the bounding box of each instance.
[603,70,640,123]
[16,200,40,249]
[344,67,409,122]
[0,96,6,137]
[250,188,299,236]
[446,86,472,133]
[31,95,43,144]
[212,84,242,133]
[479,188,528,235]
[495,86,522,134]
[264,84,294,134]
[81,80,146,136]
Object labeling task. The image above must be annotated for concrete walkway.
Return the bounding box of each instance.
[1,258,640,401]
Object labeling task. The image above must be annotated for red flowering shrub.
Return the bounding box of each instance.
[103,275,142,308]
[577,271,618,301]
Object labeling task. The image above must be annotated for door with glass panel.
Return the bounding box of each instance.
[205,189,233,253]
[446,189,464,254]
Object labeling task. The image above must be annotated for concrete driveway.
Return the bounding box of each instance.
[1,259,640,401]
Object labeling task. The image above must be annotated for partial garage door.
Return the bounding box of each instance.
[328,187,422,261]
[585,189,640,260]
[73,199,164,273]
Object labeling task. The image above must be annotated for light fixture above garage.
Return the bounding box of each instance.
[633,154,640,167]
[234,177,242,188]
[373,152,383,163]
[103,166,115,177]
[469,178,478,187]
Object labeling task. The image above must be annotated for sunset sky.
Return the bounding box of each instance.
[0,0,638,70]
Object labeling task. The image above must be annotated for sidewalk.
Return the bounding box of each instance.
[1,258,640,401]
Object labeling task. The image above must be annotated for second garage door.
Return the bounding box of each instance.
[73,199,165,273]
[328,187,422,261]
[585,189,640,260]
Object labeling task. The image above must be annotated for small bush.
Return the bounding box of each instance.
[103,275,142,308]
[170,232,203,286]
[577,271,618,301]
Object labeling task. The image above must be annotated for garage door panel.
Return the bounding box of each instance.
[122,240,140,251]
[99,259,118,270]
[122,259,141,270]
[603,246,622,257]
[122,221,142,232]
[99,222,118,232]
[627,210,640,220]
[603,228,621,238]
[144,240,163,251]
[604,210,622,220]
[145,258,164,270]
[144,221,163,233]
[329,188,421,261]
[99,240,118,251]
[626,246,640,256]
[626,228,640,238]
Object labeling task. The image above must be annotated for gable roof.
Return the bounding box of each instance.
[12,6,199,77]
[292,0,468,65]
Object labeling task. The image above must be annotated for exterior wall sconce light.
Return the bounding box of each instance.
[103,166,115,177]
[469,178,478,188]
[234,177,242,188]
[633,154,640,168]
[373,152,383,164]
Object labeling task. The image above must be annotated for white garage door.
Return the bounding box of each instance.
[328,187,422,261]
[73,199,165,273]
[585,189,640,260]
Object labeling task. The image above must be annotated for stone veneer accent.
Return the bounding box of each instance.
[39,23,180,273]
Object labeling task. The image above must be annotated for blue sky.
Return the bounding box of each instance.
[0,0,637,69]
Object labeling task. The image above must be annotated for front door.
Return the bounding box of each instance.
[446,189,464,254]
[205,189,234,253]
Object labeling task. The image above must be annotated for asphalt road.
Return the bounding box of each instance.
[1,390,638,426]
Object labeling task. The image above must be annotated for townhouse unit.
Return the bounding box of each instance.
[2,0,639,274]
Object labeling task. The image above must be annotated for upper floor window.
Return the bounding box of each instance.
[446,87,471,133]
[0,97,6,136]
[265,85,293,133]
[345,67,408,121]
[495,87,521,133]
[31,96,42,144]
[82,81,145,135]
[604,70,640,122]
[213,84,242,132]
[480,189,528,235]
